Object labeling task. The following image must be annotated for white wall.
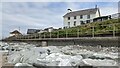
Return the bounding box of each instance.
[63,14,97,28]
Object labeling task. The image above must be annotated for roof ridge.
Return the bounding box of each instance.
[63,8,99,17]
[73,8,98,12]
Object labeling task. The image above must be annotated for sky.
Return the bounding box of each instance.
[0,2,119,39]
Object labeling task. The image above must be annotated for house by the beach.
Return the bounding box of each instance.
[63,6,101,28]
[10,30,22,37]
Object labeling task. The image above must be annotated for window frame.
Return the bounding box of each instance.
[80,15,83,19]
[74,16,76,19]
[74,21,76,26]
[68,17,70,20]
[86,20,90,23]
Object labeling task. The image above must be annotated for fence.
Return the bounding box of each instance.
[15,23,120,40]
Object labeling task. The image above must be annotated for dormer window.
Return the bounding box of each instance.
[68,17,70,20]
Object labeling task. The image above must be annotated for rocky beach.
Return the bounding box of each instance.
[0,42,119,68]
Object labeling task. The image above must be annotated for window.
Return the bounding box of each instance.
[86,20,90,23]
[87,15,90,19]
[68,17,70,20]
[80,15,83,19]
[74,16,76,19]
[80,21,84,25]
[68,22,70,27]
[74,21,76,26]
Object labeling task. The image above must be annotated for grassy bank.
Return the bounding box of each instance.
[38,19,120,38]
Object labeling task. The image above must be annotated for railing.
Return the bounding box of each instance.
[15,23,120,40]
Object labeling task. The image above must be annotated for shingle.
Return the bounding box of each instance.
[63,8,98,17]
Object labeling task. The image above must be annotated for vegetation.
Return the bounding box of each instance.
[20,18,120,39]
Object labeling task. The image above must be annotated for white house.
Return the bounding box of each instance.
[10,30,22,37]
[63,7,101,28]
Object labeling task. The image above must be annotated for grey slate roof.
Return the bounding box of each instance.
[27,29,41,34]
[63,8,99,17]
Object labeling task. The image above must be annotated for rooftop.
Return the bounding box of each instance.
[10,30,21,34]
[63,8,99,17]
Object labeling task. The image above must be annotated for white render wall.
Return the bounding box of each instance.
[64,14,96,28]
[63,9,101,28]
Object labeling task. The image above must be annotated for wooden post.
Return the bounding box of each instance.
[80,29,82,37]
[92,26,95,37]
[66,30,68,38]
[44,33,45,38]
[27,36,28,39]
[113,24,115,37]
[57,31,59,38]
[50,32,51,38]
[39,33,41,39]
[77,29,79,38]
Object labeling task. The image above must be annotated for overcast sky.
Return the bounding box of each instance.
[0,2,119,39]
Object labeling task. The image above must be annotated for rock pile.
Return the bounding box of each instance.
[0,42,119,68]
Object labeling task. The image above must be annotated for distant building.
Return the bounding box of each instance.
[38,30,47,33]
[111,13,120,19]
[63,7,101,28]
[93,15,111,22]
[10,30,22,37]
[44,27,54,32]
[27,29,41,34]
[93,13,120,22]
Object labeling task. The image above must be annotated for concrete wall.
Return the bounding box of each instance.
[5,37,119,47]
[46,38,118,47]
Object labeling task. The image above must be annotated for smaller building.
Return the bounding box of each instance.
[38,30,47,33]
[27,29,41,34]
[111,13,120,19]
[44,27,54,32]
[93,15,111,22]
[10,30,22,37]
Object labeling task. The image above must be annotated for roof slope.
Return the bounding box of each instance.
[10,30,21,34]
[63,8,99,17]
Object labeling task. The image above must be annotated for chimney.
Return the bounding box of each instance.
[95,5,97,8]
[67,9,72,13]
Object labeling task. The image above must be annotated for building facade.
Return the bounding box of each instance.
[27,29,41,34]
[93,15,111,22]
[44,27,54,32]
[63,8,101,28]
[10,30,22,37]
